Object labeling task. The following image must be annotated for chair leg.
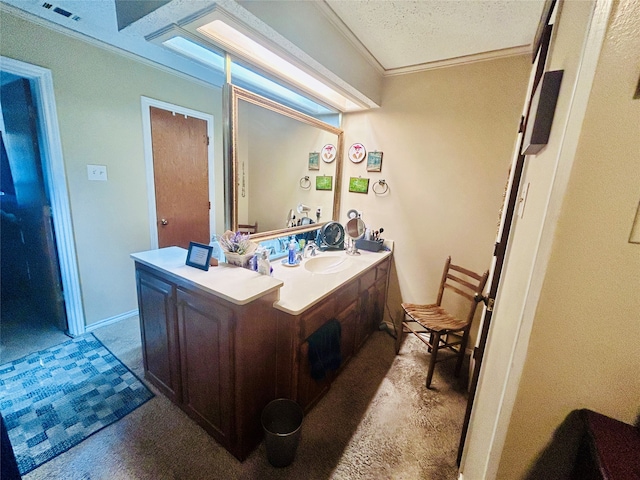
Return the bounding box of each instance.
[426,331,441,389]
[455,332,469,377]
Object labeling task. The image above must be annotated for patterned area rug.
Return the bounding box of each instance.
[0,334,153,475]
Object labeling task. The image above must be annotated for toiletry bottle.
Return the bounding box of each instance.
[258,249,271,275]
[288,238,297,264]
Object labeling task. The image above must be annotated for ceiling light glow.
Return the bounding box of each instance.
[197,20,361,112]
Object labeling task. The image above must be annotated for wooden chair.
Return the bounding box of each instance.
[237,222,258,234]
[399,256,488,389]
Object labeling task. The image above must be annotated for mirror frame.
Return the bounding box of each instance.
[224,83,344,241]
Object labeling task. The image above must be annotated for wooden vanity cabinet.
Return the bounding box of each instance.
[291,256,391,412]
[135,263,280,461]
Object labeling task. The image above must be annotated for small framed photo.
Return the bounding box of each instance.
[367,151,383,172]
[349,177,370,194]
[316,175,333,191]
[185,242,213,271]
[308,152,319,170]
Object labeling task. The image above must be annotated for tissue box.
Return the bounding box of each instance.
[355,238,384,252]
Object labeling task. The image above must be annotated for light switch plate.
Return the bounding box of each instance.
[87,164,108,181]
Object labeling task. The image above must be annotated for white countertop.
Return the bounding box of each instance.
[131,247,283,305]
[270,245,393,315]
[131,243,393,315]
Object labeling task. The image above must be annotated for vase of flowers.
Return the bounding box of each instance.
[219,230,257,268]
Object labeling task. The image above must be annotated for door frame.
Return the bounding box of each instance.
[458,0,614,477]
[140,97,215,249]
[0,56,84,336]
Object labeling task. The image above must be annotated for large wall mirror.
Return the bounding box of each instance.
[225,84,344,240]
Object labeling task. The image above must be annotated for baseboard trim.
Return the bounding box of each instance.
[85,310,138,333]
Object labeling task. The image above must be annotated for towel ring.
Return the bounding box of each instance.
[300,176,311,189]
[373,179,389,195]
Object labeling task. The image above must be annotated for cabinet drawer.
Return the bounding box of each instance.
[376,258,390,281]
[359,268,377,291]
[334,279,359,311]
[301,297,336,339]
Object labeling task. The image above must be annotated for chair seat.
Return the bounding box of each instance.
[401,302,467,332]
[397,257,488,389]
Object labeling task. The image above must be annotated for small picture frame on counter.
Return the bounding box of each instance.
[186,242,213,271]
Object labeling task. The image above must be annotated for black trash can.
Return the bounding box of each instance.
[261,398,304,467]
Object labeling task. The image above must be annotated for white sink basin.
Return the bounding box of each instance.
[304,255,352,274]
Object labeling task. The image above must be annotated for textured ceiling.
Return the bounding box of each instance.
[1,0,544,72]
[325,0,545,70]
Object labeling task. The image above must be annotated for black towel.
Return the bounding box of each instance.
[307,319,342,380]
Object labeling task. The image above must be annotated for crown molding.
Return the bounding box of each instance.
[383,45,532,77]
[314,1,385,76]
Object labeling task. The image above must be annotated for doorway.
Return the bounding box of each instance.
[141,98,215,249]
[0,71,66,362]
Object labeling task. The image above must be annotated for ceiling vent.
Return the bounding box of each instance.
[42,3,80,21]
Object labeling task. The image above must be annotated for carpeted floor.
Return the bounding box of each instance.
[18,317,468,480]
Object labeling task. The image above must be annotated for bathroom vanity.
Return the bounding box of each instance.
[131,245,392,461]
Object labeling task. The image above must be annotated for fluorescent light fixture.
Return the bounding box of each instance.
[164,36,335,116]
[197,20,362,112]
[164,36,225,71]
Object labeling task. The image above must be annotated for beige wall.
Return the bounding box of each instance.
[1,12,224,326]
[496,0,640,477]
[342,55,530,345]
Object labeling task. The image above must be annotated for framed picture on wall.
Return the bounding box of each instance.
[316,175,333,191]
[308,152,319,170]
[367,151,383,172]
[321,144,336,163]
[349,177,370,194]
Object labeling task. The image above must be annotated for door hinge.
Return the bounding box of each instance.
[206,136,210,146]
[518,115,525,133]
[475,294,495,312]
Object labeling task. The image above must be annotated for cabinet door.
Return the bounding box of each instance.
[336,300,358,367]
[176,288,233,445]
[136,268,181,402]
[373,278,387,327]
[355,287,374,350]
[297,340,333,412]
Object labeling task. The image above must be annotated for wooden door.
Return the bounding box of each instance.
[150,106,209,248]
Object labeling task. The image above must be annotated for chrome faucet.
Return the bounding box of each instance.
[303,241,319,258]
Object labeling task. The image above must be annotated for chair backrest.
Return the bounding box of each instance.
[436,256,489,326]
[237,222,258,234]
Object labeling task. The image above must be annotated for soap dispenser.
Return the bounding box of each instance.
[288,237,297,265]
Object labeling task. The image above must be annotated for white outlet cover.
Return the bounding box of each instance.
[87,164,108,181]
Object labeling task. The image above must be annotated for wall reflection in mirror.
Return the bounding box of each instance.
[227,85,344,240]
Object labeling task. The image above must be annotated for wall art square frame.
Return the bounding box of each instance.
[316,175,333,191]
[308,152,319,170]
[367,151,383,172]
[349,177,370,194]
[186,241,213,270]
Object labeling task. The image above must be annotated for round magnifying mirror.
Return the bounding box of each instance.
[345,218,365,255]
[346,218,365,239]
